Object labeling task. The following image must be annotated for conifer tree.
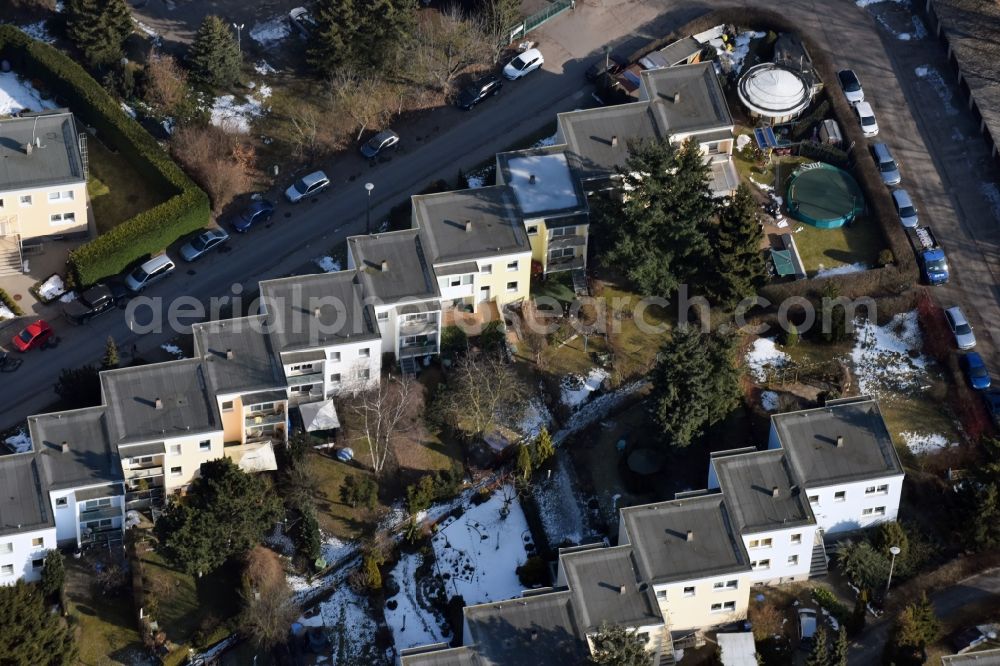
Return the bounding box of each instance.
[712,184,767,308]
[102,336,119,370]
[533,427,555,467]
[830,627,849,666]
[805,626,829,666]
[65,0,134,69]
[0,580,77,664]
[516,443,533,482]
[187,15,242,89]
[589,623,651,666]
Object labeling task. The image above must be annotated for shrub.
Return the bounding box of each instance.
[440,326,468,358]
[812,587,850,628]
[515,555,548,588]
[0,288,24,317]
[0,25,210,286]
[406,470,461,514]
[172,125,254,213]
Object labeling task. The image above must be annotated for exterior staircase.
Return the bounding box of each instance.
[399,355,418,376]
[809,533,829,577]
[571,268,589,296]
[0,233,22,277]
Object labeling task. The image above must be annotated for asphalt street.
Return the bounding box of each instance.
[2,0,1000,431]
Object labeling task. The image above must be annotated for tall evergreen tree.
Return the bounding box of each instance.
[516,443,533,482]
[187,15,242,89]
[308,0,358,72]
[308,0,414,73]
[805,626,829,666]
[650,325,740,448]
[594,138,714,298]
[40,550,66,599]
[589,623,651,666]
[711,184,767,308]
[156,458,283,575]
[101,336,119,370]
[533,427,556,467]
[0,580,77,665]
[65,0,133,69]
[830,626,849,666]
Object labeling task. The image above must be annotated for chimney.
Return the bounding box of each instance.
[61,441,69,454]
[23,142,32,155]
[771,486,780,498]
[686,530,694,542]
[673,92,682,103]
[154,398,163,410]
[313,307,321,318]
[34,136,41,148]
[836,435,844,448]
[528,174,536,185]
[619,584,627,596]
[530,630,539,641]
[463,219,472,232]
[380,260,389,272]
[611,135,618,147]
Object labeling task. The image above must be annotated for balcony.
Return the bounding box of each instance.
[126,487,165,510]
[548,234,586,249]
[80,525,123,546]
[398,342,438,359]
[124,466,164,480]
[79,506,122,522]
[286,371,322,386]
[546,255,585,273]
[245,411,286,428]
[399,317,439,336]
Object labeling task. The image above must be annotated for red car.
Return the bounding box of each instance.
[12,319,54,352]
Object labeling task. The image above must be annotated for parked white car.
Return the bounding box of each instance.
[503,48,544,80]
[945,306,977,350]
[285,171,330,204]
[853,101,879,137]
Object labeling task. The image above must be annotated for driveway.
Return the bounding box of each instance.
[3,0,1000,431]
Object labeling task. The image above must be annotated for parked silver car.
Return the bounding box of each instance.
[891,189,918,228]
[945,306,977,350]
[179,226,229,262]
[285,171,330,203]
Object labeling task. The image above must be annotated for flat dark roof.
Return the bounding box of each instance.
[558,103,661,181]
[259,271,380,352]
[560,545,661,631]
[643,62,733,136]
[464,591,588,664]
[0,111,85,191]
[621,493,750,584]
[713,449,814,534]
[193,316,282,395]
[349,230,440,303]
[414,186,529,264]
[0,454,50,536]
[399,646,479,666]
[772,398,903,487]
[27,406,121,490]
[101,360,219,445]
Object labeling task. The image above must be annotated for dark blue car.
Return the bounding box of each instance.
[230,199,275,233]
[962,352,992,390]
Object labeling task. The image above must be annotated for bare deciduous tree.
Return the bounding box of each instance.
[143,52,189,118]
[171,125,253,212]
[477,0,522,63]
[327,69,397,141]
[413,6,490,94]
[438,351,528,438]
[241,546,297,650]
[347,369,416,476]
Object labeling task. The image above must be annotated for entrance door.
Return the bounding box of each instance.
[478,286,490,303]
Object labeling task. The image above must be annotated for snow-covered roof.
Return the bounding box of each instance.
[499,149,586,216]
[737,64,811,118]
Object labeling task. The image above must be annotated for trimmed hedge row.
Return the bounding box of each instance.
[0,25,210,285]
[0,288,25,317]
[646,8,919,302]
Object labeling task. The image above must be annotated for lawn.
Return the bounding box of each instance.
[65,556,146,666]
[87,137,173,235]
[308,450,387,540]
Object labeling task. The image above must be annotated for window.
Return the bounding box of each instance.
[506,260,518,271]
[550,226,575,237]
[655,589,667,599]
[506,281,518,293]
[0,198,4,208]
[874,506,886,516]
[481,264,492,275]
[705,141,722,155]
[748,538,771,549]
[550,247,575,260]
[170,466,182,477]
[31,537,44,548]
[55,497,68,508]
[84,499,111,510]
[359,369,371,380]
[809,495,819,504]
[751,559,770,570]
[402,334,431,348]
[249,403,274,413]
[221,400,234,412]
[636,632,649,645]
[329,351,341,362]
[862,508,874,516]
[48,190,74,202]
[713,580,738,591]
[32,558,44,569]
[289,363,313,372]
[723,601,736,611]
[865,486,876,495]
[199,440,211,452]
[377,311,389,321]
[289,384,314,394]
[19,194,32,206]
[834,491,846,502]
[1,564,13,576]
[405,312,432,323]
[49,212,76,224]
[790,533,802,545]
[85,519,111,530]
[877,484,889,494]
[359,348,371,358]
[330,373,341,384]
[168,444,181,456]
[0,542,12,555]
[526,225,539,235]
[683,586,695,597]
[448,275,474,287]
[788,555,799,566]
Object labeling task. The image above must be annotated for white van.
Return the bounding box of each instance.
[125,253,175,293]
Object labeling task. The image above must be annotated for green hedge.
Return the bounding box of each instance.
[0,25,210,285]
[0,288,24,317]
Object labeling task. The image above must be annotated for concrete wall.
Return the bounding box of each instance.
[472,251,531,308]
[653,571,751,633]
[805,475,904,535]
[160,431,226,492]
[741,523,818,584]
[0,181,88,240]
[0,527,57,584]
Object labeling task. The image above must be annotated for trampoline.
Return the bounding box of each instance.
[786,163,865,229]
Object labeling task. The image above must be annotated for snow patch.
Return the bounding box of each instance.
[210,85,272,134]
[295,582,379,663]
[745,338,790,383]
[713,30,766,75]
[37,274,66,301]
[4,428,32,454]
[250,17,291,46]
[761,390,780,412]
[161,117,175,135]
[902,431,954,455]
[254,60,277,76]
[532,133,558,148]
[0,71,59,116]
[560,368,609,410]
[851,311,927,398]
[533,454,585,546]
[120,102,137,119]
[59,291,77,303]
[914,65,958,115]
[18,21,56,44]
[320,534,352,565]
[313,256,341,273]
[0,303,14,320]
[384,552,448,650]
[814,262,870,278]
[518,397,552,439]
[160,343,186,359]
[133,19,161,46]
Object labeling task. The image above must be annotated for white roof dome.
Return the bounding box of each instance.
[737,64,811,118]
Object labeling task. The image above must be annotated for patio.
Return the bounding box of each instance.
[441,300,502,336]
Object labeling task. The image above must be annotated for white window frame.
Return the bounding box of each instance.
[84,498,111,511]
[481,264,492,275]
[809,495,819,504]
[0,542,12,555]
[170,466,182,477]
[359,348,371,358]
[713,580,738,591]
[862,508,874,516]
[55,497,68,508]
[877,484,889,494]
[168,444,181,456]
[790,533,802,545]
[329,351,341,362]
[221,400,234,412]
[526,225,539,236]
[655,589,667,599]
[506,260,518,272]
[377,311,389,321]
[359,368,371,380]
[874,506,886,516]
[19,194,32,206]
[550,226,574,237]
[683,586,695,597]
[834,491,846,502]
[751,559,770,570]
[865,486,876,495]
[49,212,76,225]
[788,554,799,566]
[1,564,13,576]
[550,247,575,260]
[330,373,341,384]
[199,440,211,452]
[506,281,518,294]
[723,601,737,611]
[32,558,45,569]
[31,537,44,547]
